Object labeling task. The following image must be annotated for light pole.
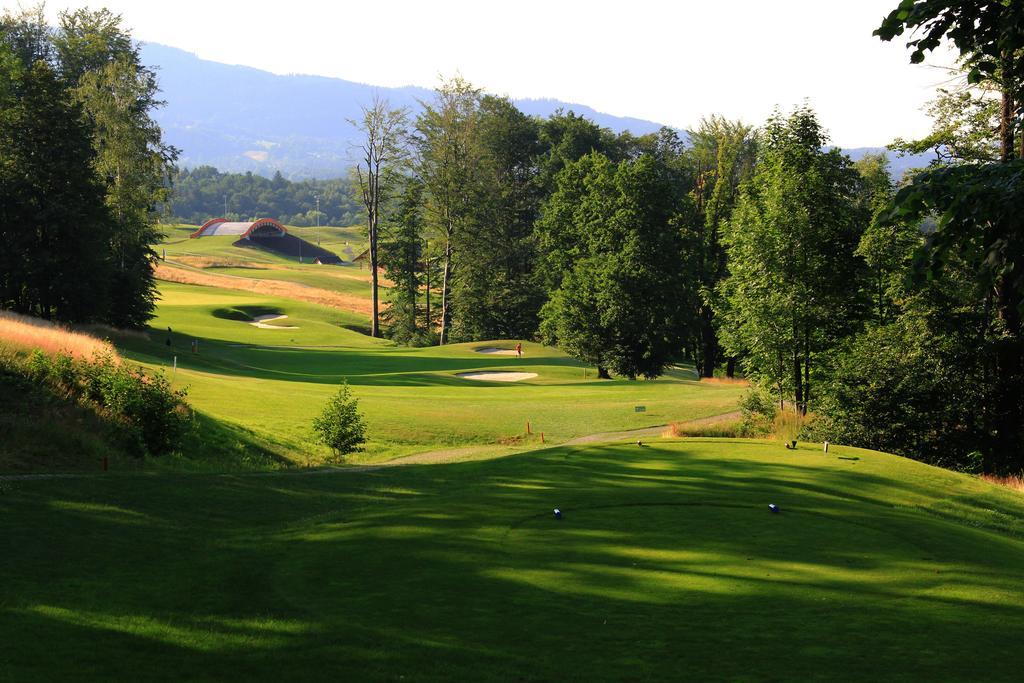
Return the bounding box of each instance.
[315,194,320,245]
[223,194,227,218]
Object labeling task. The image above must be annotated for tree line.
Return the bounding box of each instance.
[352,0,1022,475]
[0,5,176,328]
[2,1,1019,475]
[169,166,364,228]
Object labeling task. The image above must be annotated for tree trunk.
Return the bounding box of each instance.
[726,356,736,378]
[425,249,432,333]
[803,331,811,416]
[370,222,380,337]
[700,308,717,377]
[439,234,453,345]
[792,352,804,416]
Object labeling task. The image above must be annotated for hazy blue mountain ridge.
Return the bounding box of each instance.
[142,43,931,179]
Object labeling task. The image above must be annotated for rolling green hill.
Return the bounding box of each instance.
[122,279,743,465]
[3,237,1022,681]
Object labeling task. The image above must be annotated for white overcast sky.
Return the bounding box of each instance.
[10,0,955,147]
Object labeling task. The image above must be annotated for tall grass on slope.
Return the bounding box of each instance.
[983,474,1024,493]
[664,419,744,438]
[0,310,115,359]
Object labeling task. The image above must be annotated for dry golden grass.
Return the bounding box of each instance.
[982,474,1024,493]
[0,310,118,359]
[772,409,807,444]
[662,410,745,438]
[700,376,751,386]
[169,256,386,285]
[663,420,743,438]
[154,263,373,316]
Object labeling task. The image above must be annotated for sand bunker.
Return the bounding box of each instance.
[475,347,519,355]
[457,371,537,382]
[249,314,298,329]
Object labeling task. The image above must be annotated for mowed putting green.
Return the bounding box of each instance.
[2,440,1023,681]
[115,281,745,465]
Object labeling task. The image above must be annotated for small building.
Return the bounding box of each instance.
[313,255,343,265]
[190,217,288,239]
[352,249,370,268]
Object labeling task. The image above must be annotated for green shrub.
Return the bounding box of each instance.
[739,388,777,437]
[15,350,189,456]
[312,382,367,460]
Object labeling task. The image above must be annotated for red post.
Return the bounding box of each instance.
[102,456,108,472]
[540,432,545,443]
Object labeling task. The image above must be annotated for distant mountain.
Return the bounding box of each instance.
[141,43,933,180]
[141,44,667,178]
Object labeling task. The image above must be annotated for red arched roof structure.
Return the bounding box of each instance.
[190,218,289,239]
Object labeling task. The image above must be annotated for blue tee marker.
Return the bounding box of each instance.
[768,503,780,513]
[553,508,562,520]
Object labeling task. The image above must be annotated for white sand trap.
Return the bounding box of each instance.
[249,314,298,329]
[475,347,519,355]
[457,371,537,382]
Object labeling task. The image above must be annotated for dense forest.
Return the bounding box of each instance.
[3,1,1022,476]
[168,167,364,227]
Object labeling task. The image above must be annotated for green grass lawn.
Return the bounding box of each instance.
[114,281,743,466]
[202,266,374,298]
[2,439,1022,681]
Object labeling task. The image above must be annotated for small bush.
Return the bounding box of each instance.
[312,381,367,460]
[739,388,777,436]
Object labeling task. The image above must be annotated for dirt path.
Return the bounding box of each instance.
[0,410,744,481]
[381,410,745,466]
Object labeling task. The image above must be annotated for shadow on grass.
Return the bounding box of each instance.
[211,305,286,322]
[119,328,593,388]
[3,442,1024,680]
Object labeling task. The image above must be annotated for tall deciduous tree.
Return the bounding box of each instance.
[449,95,544,341]
[380,179,426,345]
[876,0,1024,472]
[351,96,409,338]
[75,56,178,327]
[538,152,692,379]
[852,154,920,324]
[688,116,756,377]
[717,106,868,412]
[0,60,112,322]
[415,76,482,345]
[1,5,177,329]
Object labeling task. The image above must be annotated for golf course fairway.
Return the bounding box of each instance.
[2,439,1022,681]
[110,279,746,466]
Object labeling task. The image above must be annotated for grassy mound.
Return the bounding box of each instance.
[2,439,1021,680]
